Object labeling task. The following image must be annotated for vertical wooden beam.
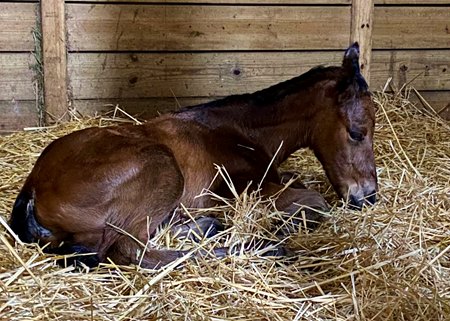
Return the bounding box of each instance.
[41,0,68,123]
[351,0,374,84]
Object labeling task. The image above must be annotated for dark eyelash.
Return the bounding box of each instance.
[349,130,364,141]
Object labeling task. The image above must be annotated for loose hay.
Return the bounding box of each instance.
[0,91,449,320]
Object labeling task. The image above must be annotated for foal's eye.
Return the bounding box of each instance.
[349,130,365,142]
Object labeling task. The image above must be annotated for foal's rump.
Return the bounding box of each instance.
[10,126,186,264]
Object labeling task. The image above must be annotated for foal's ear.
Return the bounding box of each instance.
[342,42,361,75]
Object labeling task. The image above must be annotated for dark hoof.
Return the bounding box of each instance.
[280,171,306,189]
[174,216,224,241]
[48,244,100,268]
[202,217,224,238]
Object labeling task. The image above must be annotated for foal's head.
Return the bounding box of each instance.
[311,43,377,209]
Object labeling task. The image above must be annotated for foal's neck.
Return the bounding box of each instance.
[193,86,328,165]
[177,72,335,166]
[239,93,319,165]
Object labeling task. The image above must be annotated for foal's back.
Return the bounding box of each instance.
[17,119,185,246]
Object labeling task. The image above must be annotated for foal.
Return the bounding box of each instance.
[10,43,377,268]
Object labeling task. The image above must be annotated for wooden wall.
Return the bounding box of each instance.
[1,1,449,132]
[0,2,39,133]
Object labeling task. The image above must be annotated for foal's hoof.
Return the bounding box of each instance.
[48,244,100,268]
[200,217,224,238]
[280,171,306,189]
[174,216,224,241]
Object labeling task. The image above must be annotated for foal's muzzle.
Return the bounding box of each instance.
[348,189,377,210]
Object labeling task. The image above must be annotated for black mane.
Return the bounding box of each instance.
[176,65,342,113]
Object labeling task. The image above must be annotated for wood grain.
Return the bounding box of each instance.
[376,0,450,3]
[0,100,38,134]
[410,91,450,120]
[66,5,351,51]
[351,0,374,82]
[370,50,450,91]
[67,50,450,99]
[373,7,450,49]
[0,53,36,101]
[72,97,212,119]
[67,51,343,99]
[41,0,69,122]
[66,5,449,51]
[67,0,449,4]
[0,3,37,52]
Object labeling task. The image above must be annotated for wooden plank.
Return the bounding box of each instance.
[41,0,69,122]
[67,50,450,99]
[0,53,36,101]
[67,0,449,4]
[410,91,450,120]
[0,3,37,52]
[72,97,213,119]
[66,5,450,51]
[0,100,38,134]
[376,1,450,3]
[68,51,343,99]
[373,7,450,49]
[351,0,374,82]
[370,50,450,91]
[69,0,352,3]
[66,5,350,51]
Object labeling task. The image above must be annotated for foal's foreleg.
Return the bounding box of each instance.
[107,214,227,268]
[171,216,290,259]
[261,182,329,235]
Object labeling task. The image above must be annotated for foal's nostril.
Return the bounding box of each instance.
[365,190,377,205]
[348,194,363,210]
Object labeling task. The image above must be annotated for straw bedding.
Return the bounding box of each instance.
[0,91,449,320]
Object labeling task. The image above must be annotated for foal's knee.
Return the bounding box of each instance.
[275,189,329,234]
[284,202,326,229]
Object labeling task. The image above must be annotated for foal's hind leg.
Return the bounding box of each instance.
[261,182,329,235]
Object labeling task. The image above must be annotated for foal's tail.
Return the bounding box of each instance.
[10,189,100,268]
[9,189,52,243]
